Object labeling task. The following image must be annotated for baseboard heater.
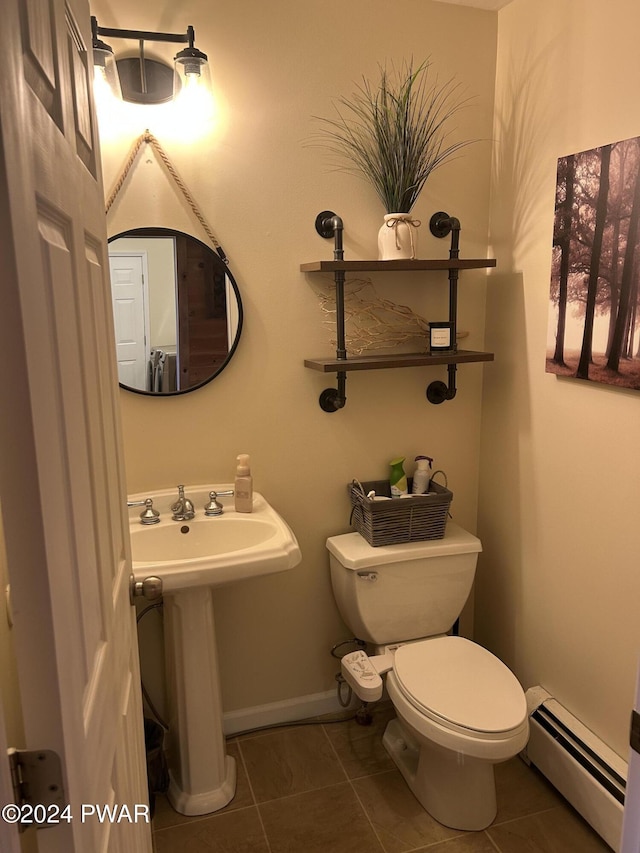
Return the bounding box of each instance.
[524,687,627,851]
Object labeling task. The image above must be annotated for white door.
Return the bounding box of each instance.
[109,253,149,389]
[0,0,152,850]
[622,659,640,852]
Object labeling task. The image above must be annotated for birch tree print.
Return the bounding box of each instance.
[547,136,640,391]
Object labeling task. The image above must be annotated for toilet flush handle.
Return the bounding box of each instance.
[357,571,378,582]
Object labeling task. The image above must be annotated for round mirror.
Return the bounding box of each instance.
[108,228,243,395]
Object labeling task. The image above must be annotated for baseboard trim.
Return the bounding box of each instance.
[223,689,351,736]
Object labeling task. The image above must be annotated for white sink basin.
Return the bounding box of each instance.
[128,485,301,592]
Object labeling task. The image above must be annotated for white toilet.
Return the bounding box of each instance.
[327,522,529,831]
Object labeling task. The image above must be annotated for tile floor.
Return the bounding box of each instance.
[152,703,612,853]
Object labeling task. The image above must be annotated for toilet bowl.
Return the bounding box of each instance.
[383,636,528,829]
[327,524,529,831]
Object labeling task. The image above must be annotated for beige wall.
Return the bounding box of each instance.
[0,506,22,753]
[93,0,497,714]
[477,0,640,759]
[0,507,37,853]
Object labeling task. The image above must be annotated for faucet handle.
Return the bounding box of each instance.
[204,490,234,516]
[127,498,160,525]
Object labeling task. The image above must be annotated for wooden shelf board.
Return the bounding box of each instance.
[304,350,495,373]
[300,258,496,273]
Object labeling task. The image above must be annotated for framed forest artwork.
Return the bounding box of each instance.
[547,135,640,392]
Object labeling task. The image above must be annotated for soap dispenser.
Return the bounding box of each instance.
[234,454,253,513]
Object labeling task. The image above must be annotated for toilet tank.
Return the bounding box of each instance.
[327,522,482,646]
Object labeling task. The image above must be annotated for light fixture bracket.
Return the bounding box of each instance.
[91,19,196,49]
[116,56,175,105]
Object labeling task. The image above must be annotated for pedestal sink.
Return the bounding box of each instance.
[128,485,301,815]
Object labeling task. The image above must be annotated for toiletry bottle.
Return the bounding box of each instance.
[412,455,433,494]
[389,457,408,497]
[234,454,253,513]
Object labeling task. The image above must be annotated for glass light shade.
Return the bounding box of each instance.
[173,49,212,102]
[93,46,123,101]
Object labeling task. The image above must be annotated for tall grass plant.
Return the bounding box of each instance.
[313,60,474,213]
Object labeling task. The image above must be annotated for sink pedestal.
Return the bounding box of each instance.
[163,587,236,815]
[128,486,302,815]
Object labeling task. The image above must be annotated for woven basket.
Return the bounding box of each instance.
[349,475,452,547]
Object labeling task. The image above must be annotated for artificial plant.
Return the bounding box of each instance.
[314,60,474,214]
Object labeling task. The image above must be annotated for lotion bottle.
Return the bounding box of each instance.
[412,455,433,494]
[234,454,253,513]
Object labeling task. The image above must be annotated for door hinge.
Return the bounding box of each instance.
[7,748,66,832]
[631,710,640,755]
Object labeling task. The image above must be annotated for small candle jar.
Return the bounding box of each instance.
[429,321,455,352]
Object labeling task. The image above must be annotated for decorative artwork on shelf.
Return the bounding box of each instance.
[547,135,640,392]
[311,276,428,354]
[309,276,469,355]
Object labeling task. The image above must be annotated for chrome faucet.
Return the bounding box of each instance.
[171,485,195,521]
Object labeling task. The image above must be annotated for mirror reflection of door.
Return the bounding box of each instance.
[109,251,151,389]
[108,228,243,395]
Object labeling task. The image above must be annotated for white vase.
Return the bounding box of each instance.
[378,213,421,260]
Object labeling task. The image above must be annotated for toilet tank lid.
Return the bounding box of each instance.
[326,522,481,569]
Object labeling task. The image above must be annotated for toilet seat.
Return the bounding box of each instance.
[392,636,527,738]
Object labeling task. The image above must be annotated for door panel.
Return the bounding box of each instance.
[0,0,152,849]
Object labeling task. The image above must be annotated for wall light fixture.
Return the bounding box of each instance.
[91,16,211,105]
